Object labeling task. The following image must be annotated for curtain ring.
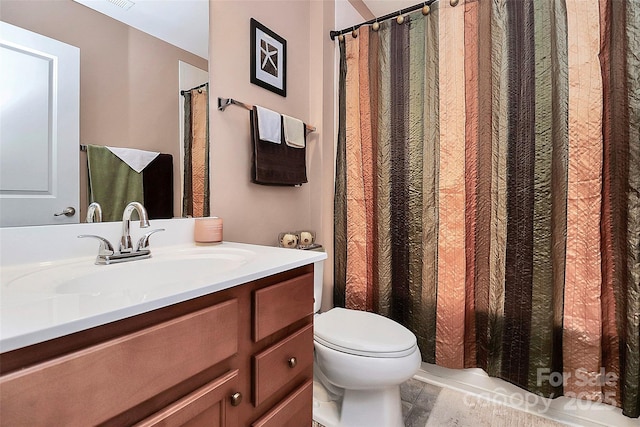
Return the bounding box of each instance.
[396,12,405,25]
[422,2,431,15]
[450,0,459,6]
[338,33,345,42]
[352,26,358,38]
[372,20,380,31]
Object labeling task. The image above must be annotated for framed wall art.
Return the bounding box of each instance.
[250,18,287,97]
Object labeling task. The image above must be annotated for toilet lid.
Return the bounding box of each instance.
[314,308,417,358]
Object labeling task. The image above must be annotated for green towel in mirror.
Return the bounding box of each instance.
[87,145,144,222]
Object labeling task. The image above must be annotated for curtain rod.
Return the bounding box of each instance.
[330,0,455,41]
[180,82,208,96]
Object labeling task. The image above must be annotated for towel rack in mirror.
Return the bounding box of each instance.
[217,97,316,133]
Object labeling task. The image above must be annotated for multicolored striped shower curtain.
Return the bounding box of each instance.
[182,85,210,218]
[334,0,639,417]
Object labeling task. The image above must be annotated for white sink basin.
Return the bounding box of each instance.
[3,246,256,303]
[56,257,238,295]
[0,237,326,353]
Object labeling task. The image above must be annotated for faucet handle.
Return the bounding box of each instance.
[136,228,165,251]
[78,235,114,256]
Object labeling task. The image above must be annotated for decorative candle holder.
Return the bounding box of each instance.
[194,217,223,243]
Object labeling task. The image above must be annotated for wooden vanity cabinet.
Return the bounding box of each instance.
[0,264,315,427]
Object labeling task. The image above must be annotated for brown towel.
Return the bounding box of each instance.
[251,107,307,186]
[142,153,173,219]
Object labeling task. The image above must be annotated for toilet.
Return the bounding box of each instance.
[312,261,422,427]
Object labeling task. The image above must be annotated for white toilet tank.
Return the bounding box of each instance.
[313,259,324,314]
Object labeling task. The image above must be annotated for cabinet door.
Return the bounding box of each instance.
[0,300,238,426]
[253,273,313,341]
[251,380,312,427]
[135,370,240,427]
[253,324,313,407]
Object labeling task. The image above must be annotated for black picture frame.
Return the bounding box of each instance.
[250,18,287,97]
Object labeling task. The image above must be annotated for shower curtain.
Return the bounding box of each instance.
[182,84,210,217]
[334,0,639,417]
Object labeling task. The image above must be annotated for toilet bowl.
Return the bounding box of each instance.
[311,259,421,426]
[313,307,421,426]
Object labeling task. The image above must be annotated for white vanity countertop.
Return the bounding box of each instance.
[0,220,326,353]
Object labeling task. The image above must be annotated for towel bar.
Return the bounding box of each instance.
[217,97,316,133]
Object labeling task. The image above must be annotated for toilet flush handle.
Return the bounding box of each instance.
[288,357,297,368]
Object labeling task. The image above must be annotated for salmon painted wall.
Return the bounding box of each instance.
[209,0,336,307]
[209,0,335,247]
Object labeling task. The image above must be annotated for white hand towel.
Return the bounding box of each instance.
[282,115,305,148]
[106,147,160,173]
[256,105,282,144]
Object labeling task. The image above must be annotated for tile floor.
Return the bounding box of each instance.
[400,378,442,426]
[314,376,573,427]
[312,377,442,427]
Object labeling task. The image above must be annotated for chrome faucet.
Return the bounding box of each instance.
[86,202,103,223]
[120,201,150,253]
[78,202,164,265]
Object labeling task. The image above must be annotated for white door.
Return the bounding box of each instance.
[0,22,79,227]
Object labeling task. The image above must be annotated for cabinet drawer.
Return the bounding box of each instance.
[253,272,313,342]
[134,369,240,427]
[0,299,238,426]
[251,379,313,427]
[253,324,313,407]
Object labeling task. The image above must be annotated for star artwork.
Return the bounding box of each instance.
[260,39,279,78]
[250,19,286,96]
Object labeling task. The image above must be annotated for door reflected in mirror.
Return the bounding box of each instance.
[0,21,80,227]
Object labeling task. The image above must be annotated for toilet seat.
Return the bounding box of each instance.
[314,308,417,358]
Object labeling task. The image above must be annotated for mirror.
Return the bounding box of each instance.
[0,0,209,224]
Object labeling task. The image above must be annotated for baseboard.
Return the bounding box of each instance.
[415,363,636,427]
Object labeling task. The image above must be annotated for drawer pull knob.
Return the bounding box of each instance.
[230,392,242,406]
[288,357,297,368]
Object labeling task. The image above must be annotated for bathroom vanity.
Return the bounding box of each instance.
[0,219,326,426]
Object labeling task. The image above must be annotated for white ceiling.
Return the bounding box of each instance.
[72,0,420,61]
[73,0,209,59]
[362,0,423,18]
[337,0,420,32]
